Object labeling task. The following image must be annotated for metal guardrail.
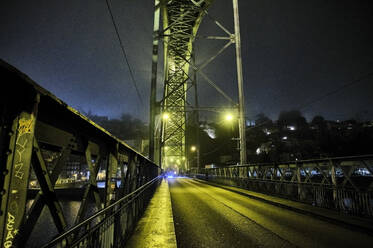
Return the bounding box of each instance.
[188,155,373,217]
[42,175,162,248]
[0,60,162,248]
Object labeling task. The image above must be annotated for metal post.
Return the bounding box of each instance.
[106,146,118,206]
[297,164,302,200]
[149,0,161,162]
[330,160,337,204]
[0,94,39,247]
[233,0,247,165]
[192,49,200,169]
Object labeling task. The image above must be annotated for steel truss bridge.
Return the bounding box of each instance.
[1,58,373,248]
[1,0,373,247]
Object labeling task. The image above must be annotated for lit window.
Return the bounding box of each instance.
[288,126,296,131]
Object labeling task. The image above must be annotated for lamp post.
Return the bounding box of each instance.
[224,111,240,163]
[233,0,247,165]
[190,145,200,169]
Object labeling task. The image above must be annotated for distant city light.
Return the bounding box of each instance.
[191,146,197,152]
[256,148,261,155]
[288,126,296,131]
[282,136,288,140]
[246,120,256,126]
[201,123,216,139]
[205,128,216,139]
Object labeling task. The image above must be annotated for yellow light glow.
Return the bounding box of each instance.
[170,158,174,162]
[191,146,196,152]
[162,113,170,120]
[182,157,186,161]
[225,113,233,121]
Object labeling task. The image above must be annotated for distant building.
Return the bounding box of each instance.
[200,123,216,139]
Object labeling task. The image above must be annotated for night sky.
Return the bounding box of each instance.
[1,0,372,122]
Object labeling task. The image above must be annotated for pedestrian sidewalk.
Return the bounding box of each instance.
[196,179,373,235]
[126,178,177,248]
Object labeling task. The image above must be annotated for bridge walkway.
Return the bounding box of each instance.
[126,178,177,248]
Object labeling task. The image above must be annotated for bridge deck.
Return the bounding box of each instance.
[166,178,373,248]
[126,178,177,248]
[197,179,373,234]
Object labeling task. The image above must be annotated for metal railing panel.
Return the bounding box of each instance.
[188,155,373,218]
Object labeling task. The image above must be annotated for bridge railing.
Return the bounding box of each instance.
[41,175,162,248]
[0,60,161,248]
[187,155,373,218]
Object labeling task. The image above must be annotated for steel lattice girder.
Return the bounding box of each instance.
[0,59,161,247]
[160,0,213,171]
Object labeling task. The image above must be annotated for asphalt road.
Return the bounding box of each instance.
[168,178,373,248]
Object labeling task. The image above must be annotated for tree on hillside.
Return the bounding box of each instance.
[278,110,307,129]
[86,113,147,141]
[255,113,273,128]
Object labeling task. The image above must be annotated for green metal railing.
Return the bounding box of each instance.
[42,176,162,248]
[188,155,373,217]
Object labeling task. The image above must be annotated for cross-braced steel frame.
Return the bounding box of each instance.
[0,60,161,248]
[149,0,214,171]
[149,0,247,171]
[161,0,214,171]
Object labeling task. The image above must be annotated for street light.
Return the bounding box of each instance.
[225,113,233,121]
[162,113,170,120]
[189,145,199,170]
[190,145,197,152]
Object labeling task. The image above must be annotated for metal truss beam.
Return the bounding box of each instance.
[0,60,162,247]
[150,0,248,170]
[157,0,213,171]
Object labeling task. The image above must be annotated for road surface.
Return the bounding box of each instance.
[168,178,373,248]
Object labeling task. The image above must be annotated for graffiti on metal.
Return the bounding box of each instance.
[13,116,33,180]
[18,116,33,136]
[3,212,18,248]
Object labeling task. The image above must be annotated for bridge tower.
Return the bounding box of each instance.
[149,0,214,171]
[149,0,247,171]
